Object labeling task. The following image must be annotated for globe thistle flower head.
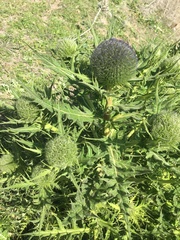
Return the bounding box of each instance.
[57,38,78,58]
[151,111,180,148]
[45,135,78,169]
[15,96,39,122]
[90,38,138,90]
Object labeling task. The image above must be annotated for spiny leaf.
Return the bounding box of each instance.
[22,227,90,237]
[0,124,41,134]
[0,180,34,190]
[22,42,91,83]
[53,102,94,124]
[16,79,94,123]
[16,78,54,112]
[38,54,91,83]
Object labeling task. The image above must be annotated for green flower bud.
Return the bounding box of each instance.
[57,38,78,58]
[90,38,138,90]
[15,96,39,122]
[45,135,78,169]
[151,111,180,148]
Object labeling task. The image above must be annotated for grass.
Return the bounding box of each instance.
[0,0,180,239]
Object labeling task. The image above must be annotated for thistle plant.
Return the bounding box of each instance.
[45,135,78,169]
[57,38,78,59]
[90,38,138,136]
[0,36,180,240]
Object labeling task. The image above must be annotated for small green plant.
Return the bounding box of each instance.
[1,0,180,238]
[90,38,138,90]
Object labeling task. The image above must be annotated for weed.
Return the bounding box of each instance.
[0,1,180,239]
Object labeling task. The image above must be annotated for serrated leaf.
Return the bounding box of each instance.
[54,102,94,124]
[0,125,41,134]
[22,227,90,237]
[0,154,17,173]
[16,78,54,112]
[38,54,91,83]
[16,79,94,124]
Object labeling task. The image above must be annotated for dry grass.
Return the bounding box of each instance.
[139,0,180,40]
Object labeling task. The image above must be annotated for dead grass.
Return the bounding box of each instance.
[139,0,180,40]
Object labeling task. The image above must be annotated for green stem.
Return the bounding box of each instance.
[104,96,113,136]
[155,79,160,114]
[70,55,75,72]
[104,96,112,120]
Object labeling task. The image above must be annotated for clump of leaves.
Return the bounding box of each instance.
[45,135,78,169]
[90,38,138,90]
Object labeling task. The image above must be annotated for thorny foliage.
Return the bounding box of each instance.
[0,39,180,240]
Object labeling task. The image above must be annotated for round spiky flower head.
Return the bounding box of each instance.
[16,96,39,122]
[45,135,78,169]
[90,38,138,90]
[57,38,78,58]
[150,111,180,148]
